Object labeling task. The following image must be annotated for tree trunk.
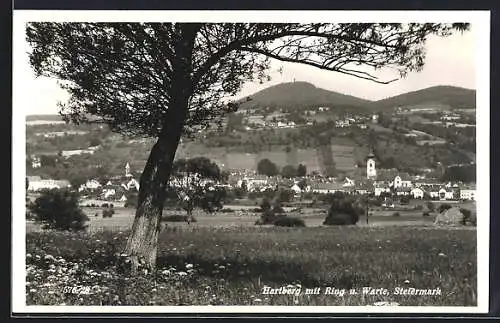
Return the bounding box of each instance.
[124,24,199,273]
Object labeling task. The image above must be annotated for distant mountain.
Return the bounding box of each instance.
[238,82,372,110]
[368,86,476,111]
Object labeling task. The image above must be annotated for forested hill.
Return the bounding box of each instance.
[368,86,476,111]
[238,81,372,110]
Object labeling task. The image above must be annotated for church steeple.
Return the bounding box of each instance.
[366,151,377,179]
[125,162,132,177]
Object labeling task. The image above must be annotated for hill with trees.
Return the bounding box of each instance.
[238,81,372,110]
[368,85,476,111]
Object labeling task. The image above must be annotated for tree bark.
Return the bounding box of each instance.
[124,24,199,273]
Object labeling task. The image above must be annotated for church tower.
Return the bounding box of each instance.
[125,162,132,178]
[366,152,377,179]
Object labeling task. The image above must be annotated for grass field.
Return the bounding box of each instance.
[26,224,477,306]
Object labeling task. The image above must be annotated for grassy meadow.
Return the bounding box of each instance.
[26,224,477,306]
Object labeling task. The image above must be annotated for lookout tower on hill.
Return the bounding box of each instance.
[366,152,377,180]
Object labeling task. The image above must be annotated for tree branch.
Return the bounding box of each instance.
[239,47,398,84]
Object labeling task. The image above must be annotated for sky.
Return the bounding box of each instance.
[16,25,476,116]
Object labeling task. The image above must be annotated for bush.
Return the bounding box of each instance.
[94,213,99,217]
[392,212,401,217]
[255,209,282,225]
[161,214,197,223]
[273,216,305,227]
[102,203,109,208]
[460,208,475,225]
[323,193,360,226]
[426,201,435,212]
[422,211,430,217]
[438,203,452,213]
[124,194,138,208]
[260,198,272,212]
[29,189,89,231]
[102,209,115,218]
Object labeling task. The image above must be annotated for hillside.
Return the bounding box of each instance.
[238,82,372,110]
[26,114,63,121]
[368,86,476,111]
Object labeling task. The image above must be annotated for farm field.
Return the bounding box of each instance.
[26,224,477,306]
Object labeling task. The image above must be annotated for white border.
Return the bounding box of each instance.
[12,10,491,315]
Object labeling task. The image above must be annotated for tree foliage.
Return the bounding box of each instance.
[29,188,89,231]
[169,157,226,216]
[257,158,279,176]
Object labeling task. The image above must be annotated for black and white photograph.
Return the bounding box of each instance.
[12,10,490,314]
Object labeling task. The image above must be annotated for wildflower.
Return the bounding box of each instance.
[254,298,262,303]
[218,265,225,270]
[44,255,55,261]
[185,264,194,269]
[404,280,410,284]
[162,269,171,276]
[26,253,32,258]
[178,271,187,276]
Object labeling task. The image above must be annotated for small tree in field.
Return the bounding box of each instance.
[29,189,89,231]
[169,157,226,223]
[323,192,359,225]
[27,22,469,271]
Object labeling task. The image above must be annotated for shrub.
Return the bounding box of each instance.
[255,209,282,225]
[274,216,305,227]
[460,208,474,225]
[323,196,359,225]
[124,194,138,208]
[161,214,197,223]
[102,209,115,218]
[94,213,99,217]
[392,212,401,217]
[109,203,114,208]
[29,188,89,231]
[101,203,109,208]
[422,211,430,217]
[426,201,435,212]
[438,203,452,213]
[260,198,271,212]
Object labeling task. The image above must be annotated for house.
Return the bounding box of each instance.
[126,178,140,191]
[374,183,391,197]
[395,187,412,196]
[393,173,412,189]
[27,178,71,192]
[310,182,345,194]
[102,188,116,199]
[84,179,102,190]
[460,186,476,201]
[31,156,41,169]
[343,177,355,187]
[411,187,425,199]
[290,184,302,194]
[438,188,455,200]
[119,194,127,202]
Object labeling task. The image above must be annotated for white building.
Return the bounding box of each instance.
[366,153,377,179]
[290,184,302,194]
[374,184,391,197]
[393,175,412,189]
[31,156,41,169]
[84,179,102,190]
[460,188,476,201]
[410,187,425,199]
[27,177,71,192]
[438,188,455,200]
